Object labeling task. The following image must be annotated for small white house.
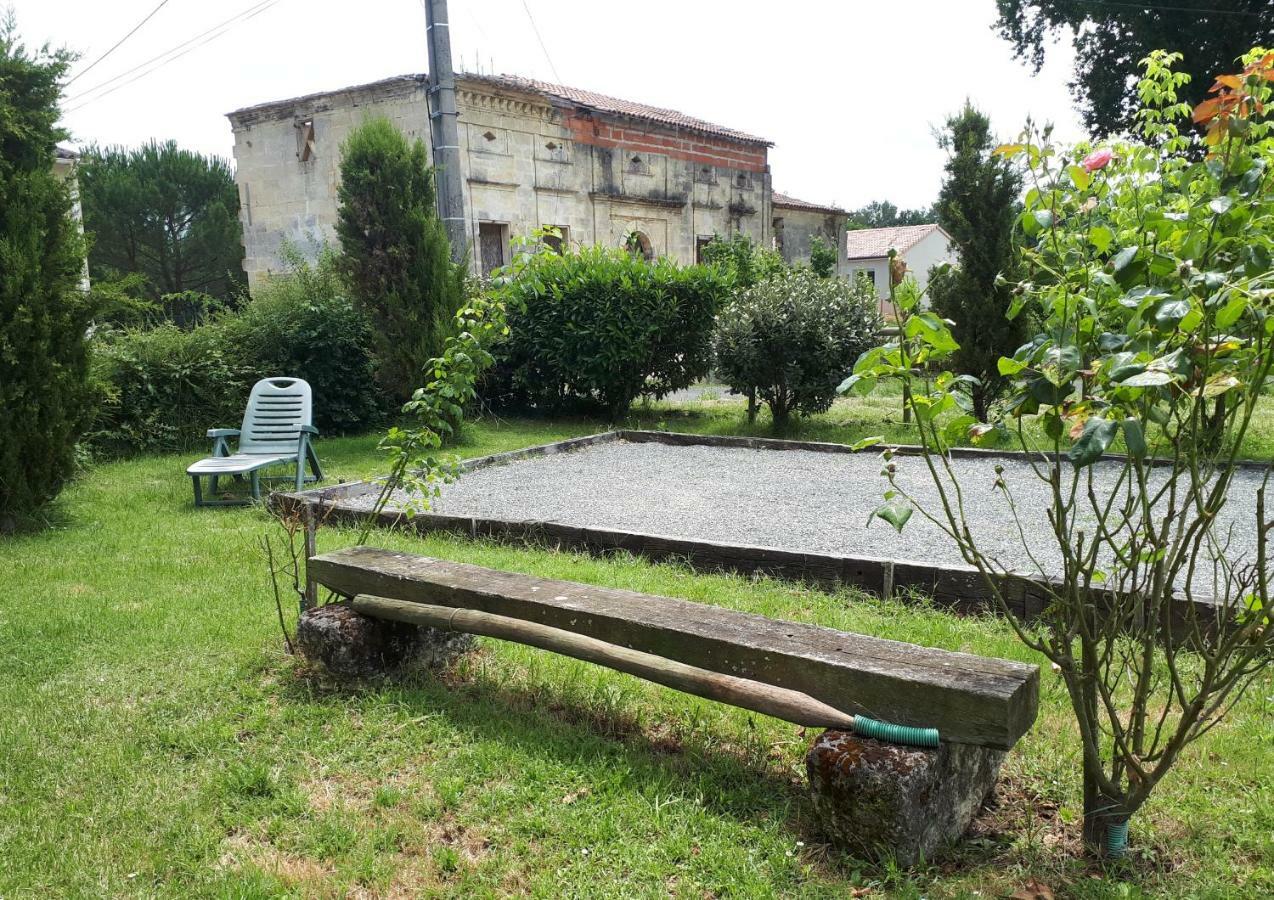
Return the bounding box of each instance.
[845,223,956,319]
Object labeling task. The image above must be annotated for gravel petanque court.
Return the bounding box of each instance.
[362,439,1269,595]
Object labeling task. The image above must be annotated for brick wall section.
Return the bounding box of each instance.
[563,112,768,173]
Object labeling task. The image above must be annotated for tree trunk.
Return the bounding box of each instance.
[771,396,790,431]
[746,387,757,425]
[1081,752,1126,856]
[972,388,989,424]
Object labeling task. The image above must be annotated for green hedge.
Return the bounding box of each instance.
[88,252,383,456]
[489,245,732,417]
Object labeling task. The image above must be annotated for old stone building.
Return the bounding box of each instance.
[771,191,848,274]
[228,73,844,289]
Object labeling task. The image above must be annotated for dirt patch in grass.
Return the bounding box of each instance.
[219,830,336,891]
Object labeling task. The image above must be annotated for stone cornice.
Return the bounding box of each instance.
[457,86,557,122]
[590,191,686,210]
[228,75,426,127]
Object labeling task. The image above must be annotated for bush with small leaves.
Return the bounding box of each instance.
[714,269,881,429]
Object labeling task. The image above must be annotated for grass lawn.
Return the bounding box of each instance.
[1,398,1271,897]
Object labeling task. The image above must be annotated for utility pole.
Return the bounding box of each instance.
[425,0,467,264]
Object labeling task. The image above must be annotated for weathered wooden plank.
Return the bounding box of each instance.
[310,546,1040,749]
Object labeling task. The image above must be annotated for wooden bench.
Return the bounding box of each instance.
[309,546,1038,749]
[306,546,1040,862]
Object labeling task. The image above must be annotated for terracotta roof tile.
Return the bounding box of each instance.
[772,191,845,214]
[845,224,945,260]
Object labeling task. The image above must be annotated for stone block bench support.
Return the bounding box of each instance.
[304,546,1039,864]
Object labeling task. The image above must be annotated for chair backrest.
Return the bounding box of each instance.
[239,377,313,455]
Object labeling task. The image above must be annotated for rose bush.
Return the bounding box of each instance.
[843,48,1274,856]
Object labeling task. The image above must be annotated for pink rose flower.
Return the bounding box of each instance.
[1081,148,1113,173]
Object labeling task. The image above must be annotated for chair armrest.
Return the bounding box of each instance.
[208,428,241,438]
[300,424,319,435]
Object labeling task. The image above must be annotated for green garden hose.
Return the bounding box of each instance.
[1106,820,1130,858]
[852,715,940,748]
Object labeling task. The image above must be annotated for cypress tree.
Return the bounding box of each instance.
[335,117,465,403]
[929,102,1025,421]
[0,18,94,531]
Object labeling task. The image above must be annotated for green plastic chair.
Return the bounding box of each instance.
[186,376,323,506]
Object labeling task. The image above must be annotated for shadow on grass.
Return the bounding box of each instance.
[271,652,1025,883]
[277,650,827,839]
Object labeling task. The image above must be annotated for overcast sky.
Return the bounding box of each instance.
[15,0,1084,210]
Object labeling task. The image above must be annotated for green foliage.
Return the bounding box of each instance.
[90,272,228,330]
[845,200,935,230]
[698,232,785,289]
[88,321,245,457]
[715,269,881,428]
[0,19,93,530]
[89,250,380,456]
[78,140,245,304]
[223,249,383,434]
[336,117,465,403]
[808,234,837,278]
[491,244,732,418]
[847,49,1274,854]
[368,279,513,525]
[928,101,1025,420]
[994,0,1274,138]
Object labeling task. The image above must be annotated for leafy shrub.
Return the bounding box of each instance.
[220,249,384,434]
[699,232,785,289]
[808,235,837,277]
[91,273,230,330]
[845,49,1274,854]
[88,322,249,456]
[89,251,381,456]
[714,269,880,428]
[490,245,731,417]
[0,24,94,531]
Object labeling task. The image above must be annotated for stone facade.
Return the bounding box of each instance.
[772,192,849,274]
[227,74,785,289]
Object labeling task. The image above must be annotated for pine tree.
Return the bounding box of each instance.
[335,118,465,403]
[78,140,245,303]
[929,102,1024,421]
[0,18,94,531]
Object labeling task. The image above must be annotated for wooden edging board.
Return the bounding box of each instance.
[275,429,1237,634]
[311,546,1040,749]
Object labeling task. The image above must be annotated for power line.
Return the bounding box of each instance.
[67,0,278,105]
[66,0,173,86]
[520,0,563,86]
[64,0,283,111]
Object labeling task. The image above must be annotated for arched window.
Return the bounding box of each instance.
[625,230,654,261]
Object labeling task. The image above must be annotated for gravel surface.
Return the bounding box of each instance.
[357,440,1269,593]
